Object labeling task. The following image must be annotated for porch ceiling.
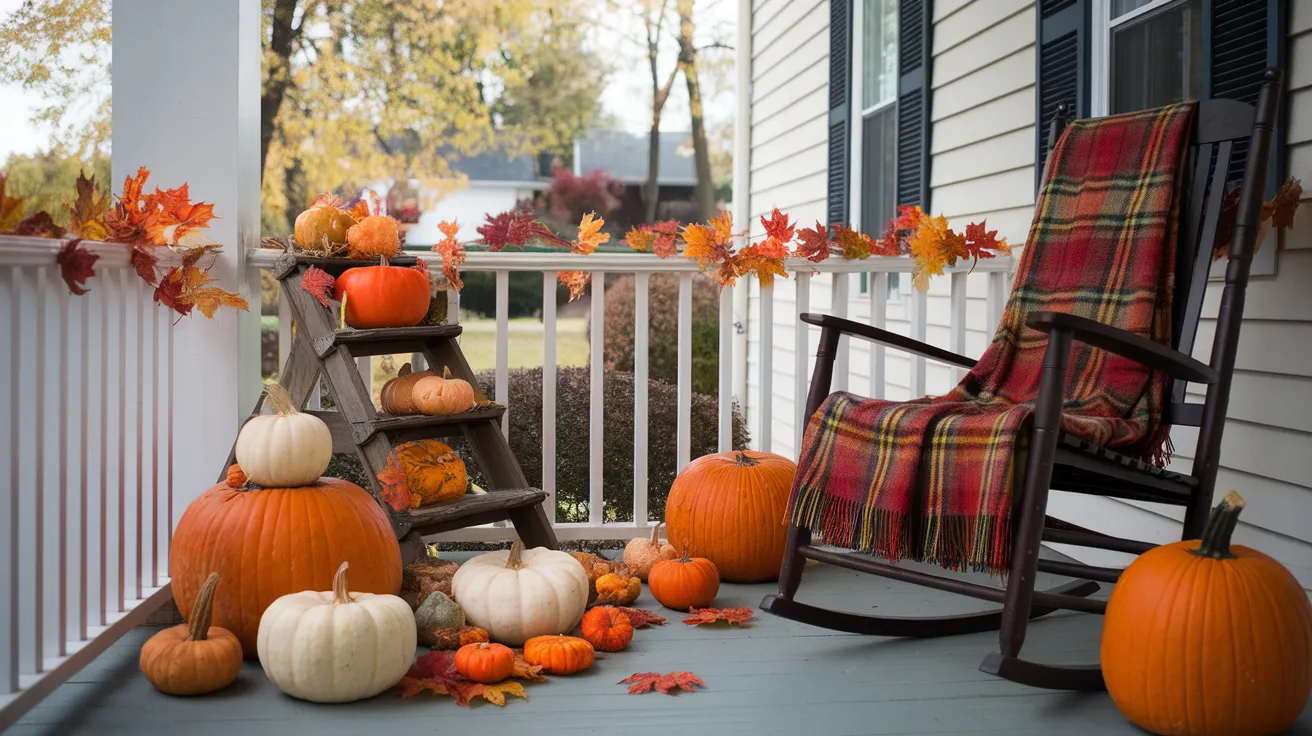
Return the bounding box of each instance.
[18,553,1303,736]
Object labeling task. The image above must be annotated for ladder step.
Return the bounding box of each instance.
[407,488,548,536]
[314,324,464,358]
[361,406,506,444]
[275,253,420,279]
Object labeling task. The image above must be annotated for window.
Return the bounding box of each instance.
[853,0,900,297]
[1092,0,1204,117]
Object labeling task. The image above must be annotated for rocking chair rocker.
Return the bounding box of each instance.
[760,69,1284,692]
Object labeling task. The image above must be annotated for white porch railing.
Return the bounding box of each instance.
[0,235,177,730]
[245,247,1017,543]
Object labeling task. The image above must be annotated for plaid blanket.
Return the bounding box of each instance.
[789,102,1197,572]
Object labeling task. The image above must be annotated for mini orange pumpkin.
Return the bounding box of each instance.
[665,450,796,582]
[648,555,719,611]
[412,366,476,415]
[1102,491,1312,736]
[345,214,401,259]
[294,194,356,254]
[379,363,434,415]
[579,607,633,653]
[594,567,641,606]
[139,573,242,695]
[522,635,594,675]
[224,463,247,489]
[394,440,467,507]
[623,522,677,581]
[454,642,515,684]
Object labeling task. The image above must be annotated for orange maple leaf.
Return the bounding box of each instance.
[792,222,831,262]
[147,183,217,244]
[760,208,795,242]
[558,270,591,302]
[619,671,705,695]
[347,198,371,221]
[832,225,873,260]
[1267,176,1303,230]
[437,219,461,240]
[736,241,789,288]
[573,212,610,255]
[682,607,753,626]
[626,226,656,253]
[433,219,466,291]
[65,170,109,240]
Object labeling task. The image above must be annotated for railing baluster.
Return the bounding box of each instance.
[588,272,605,525]
[759,281,773,453]
[831,273,849,392]
[151,299,160,587]
[541,272,557,522]
[118,269,127,614]
[870,272,887,398]
[165,312,175,573]
[633,273,650,527]
[57,276,69,655]
[910,288,927,399]
[79,287,89,641]
[794,272,811,452]
[718,285,733,453]
[676,273,692,472]
[135,276,145,601]
[987,271,1007,335]
[949,272,968,384]
[34,266,45,672]
[100,272,111,625]
[4,266,18,692]
[495,270,509,437]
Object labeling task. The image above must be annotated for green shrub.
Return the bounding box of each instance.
[457,271,573,319]
[602,273,722,395]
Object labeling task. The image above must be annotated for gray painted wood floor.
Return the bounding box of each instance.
[11,553,1312,736]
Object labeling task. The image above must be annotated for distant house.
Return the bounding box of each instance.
[402,149,549,246]
[573,129,699,224]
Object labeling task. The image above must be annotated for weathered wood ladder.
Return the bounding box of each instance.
[224,253,558,563]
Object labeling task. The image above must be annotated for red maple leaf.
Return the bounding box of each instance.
[760,207,796,242]
[411,257,429,274]
[152,268,193,317]
[477,210,537,251]
[650,219,681,258]
[619,671,705,695]
[682,607,754,626]
[56,240,98,295]
[395,650,487,705]
[301,265,336,309]
[792,222,832,262]
[13,211,66,238]
[963,220,1008,260]
[615,607,667,627]
[130,245,160,286]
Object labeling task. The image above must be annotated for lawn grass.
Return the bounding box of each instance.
[368,315,591,398]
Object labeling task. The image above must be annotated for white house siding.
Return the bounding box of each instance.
[404,184,542,245]
[744,0,1312,587]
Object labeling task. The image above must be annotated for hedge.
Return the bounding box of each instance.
[601,273,722,395]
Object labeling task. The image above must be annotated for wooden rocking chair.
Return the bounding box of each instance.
[760,69,1284,692]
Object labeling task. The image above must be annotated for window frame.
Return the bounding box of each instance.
[1090,0,1200,117]
[850,0,903,299]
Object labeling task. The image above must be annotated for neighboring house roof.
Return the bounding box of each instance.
[574,129,697,186]
[440,148,545,188]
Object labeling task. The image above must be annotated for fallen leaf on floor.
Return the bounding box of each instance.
[682,607,753,626]
[511,652,546,682]
[619,671,705,695]
[615,607,666,627]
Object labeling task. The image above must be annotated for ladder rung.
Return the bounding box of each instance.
[314,324,463,358]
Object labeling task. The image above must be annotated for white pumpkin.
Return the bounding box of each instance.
[451,540,589,646]
[235,383,332,487]
[257,562,416,703]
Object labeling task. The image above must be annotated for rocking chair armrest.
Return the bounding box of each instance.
[800,313,977,369]
[1026,312,1218,384]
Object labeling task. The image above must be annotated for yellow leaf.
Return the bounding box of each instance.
[477,680,526,707]
[680,222,714,263]
[573,212,609,254]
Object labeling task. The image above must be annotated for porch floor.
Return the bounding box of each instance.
[12,551,1312,736]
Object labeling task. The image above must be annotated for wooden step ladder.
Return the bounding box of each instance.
[224,252,557,563]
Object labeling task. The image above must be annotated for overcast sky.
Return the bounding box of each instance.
[0,0,737,161]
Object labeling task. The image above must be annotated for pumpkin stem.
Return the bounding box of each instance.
[264,383,298,416]
[398,362,412,377]
[506,540,526,570]
[378,254,388,267]
[332,561,354,604]
[186,572,220,642]
[1192,490,1245,560]
[650,522,662,545]
[442,366,453,380]
[339,290,348,330]
[733,451,759,467]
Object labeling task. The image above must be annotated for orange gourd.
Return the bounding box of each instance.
[594,567,641,606]
[522,635,594,675]
[623,522,677,581]
[345,214,401,259]
[379,363,435,415]
[224,463,247,489]
[579,607,633,653]
[648,556,719,611]
[170,478,402,657]
[1102,491,1312,736]
[294,194,356,255]
[333,256,431,329]
[454,642,515,684]
[664,450,796,582]
[139,573,242,695]
[411,366,476,415]
[394,440,467,507]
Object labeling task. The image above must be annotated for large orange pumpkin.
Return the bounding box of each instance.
[170,477,402,657]
[1102,491,1312,736]
[664,450,796,582]
[333,256,431,329]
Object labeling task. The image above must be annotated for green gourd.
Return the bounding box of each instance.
[415,591,465,646]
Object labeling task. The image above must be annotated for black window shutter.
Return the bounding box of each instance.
[896,0,932,209]
[1034,0,1091,193]
[1206,0,1287,192]
[828,0,854,225]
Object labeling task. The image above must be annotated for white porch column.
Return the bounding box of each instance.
[111,0,262,511]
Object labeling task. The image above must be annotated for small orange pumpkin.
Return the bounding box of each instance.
[594,567,641,606]
[139,573,242,695]
[623,522,677,580]
[224,464,247,489]
[379,363,435,415]
[579,607,633,653]
[345,214,401,258]
[294,194,356,254]
[522,635,594,675]
[665,450,796,582]
[648,556,719,611]
[394,440,467,507]
[411,366,476,415]
[454,642,515,684]
[1102,491,1312,736]
[430,626,490,650]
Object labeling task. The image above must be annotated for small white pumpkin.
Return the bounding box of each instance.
[451,540,589,646]
[257,562,416,703]
[235,383,332,487]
